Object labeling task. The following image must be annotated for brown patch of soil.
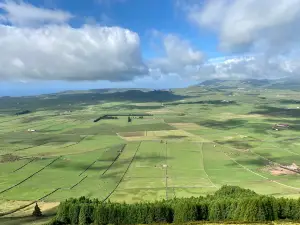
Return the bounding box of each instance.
[0,154,21,163]
[271,167,296,176]
[168,123,201,130]
[219,112,265,119]
[263,163,299,176]
[148,109,172,114]
[0,201,60,217]
[118,131,144,137]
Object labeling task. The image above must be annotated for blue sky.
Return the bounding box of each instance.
[0,0,299,96]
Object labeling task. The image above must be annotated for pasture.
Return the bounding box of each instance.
[0,87,300,218]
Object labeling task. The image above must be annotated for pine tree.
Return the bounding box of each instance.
[79,204,88,225]
[94,204,108,225]
[32,203,43,217]
[56,202,71,224]
[174,201,197,223]
[69,204,80,225]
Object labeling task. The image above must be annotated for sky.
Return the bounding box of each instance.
[0,0,300,96]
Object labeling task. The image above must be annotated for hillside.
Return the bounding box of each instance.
[197,78,300,90]
[0,82,300,223]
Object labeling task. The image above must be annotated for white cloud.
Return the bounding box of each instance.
[176,0,300,80]
[194,55,300,80]
[149,33,204,74]
[0,24,148,81]
[0,0,73,26]
[0,0,148,82]
[181,0,300,54]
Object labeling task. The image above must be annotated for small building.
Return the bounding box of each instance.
[272,124,290,130]
[27,129,36,132]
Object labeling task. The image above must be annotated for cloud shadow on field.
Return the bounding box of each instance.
[278,99,300,104]
[253,152,300,166]
[20,116,46,123]
[0,90,187,114]
[225,156,268,168]
[244,122,272,134]
[264,119,300,131]
[164,135,187,139]
[225,150,300,170]
[198,119,247,130]
[50,153,172,179]
[9,135,81,147]
[217,140,255,149]
[249,106,300,118]
[105,105,163,111]
[166,100,238,106]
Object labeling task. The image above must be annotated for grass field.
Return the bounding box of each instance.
[1,86,300,219]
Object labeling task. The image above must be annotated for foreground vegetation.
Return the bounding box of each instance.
[49,186,300,224]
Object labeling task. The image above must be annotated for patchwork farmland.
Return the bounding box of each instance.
[1,86,300,219]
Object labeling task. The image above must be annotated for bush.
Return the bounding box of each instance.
[32,203,42,217]
[214,185,257,198]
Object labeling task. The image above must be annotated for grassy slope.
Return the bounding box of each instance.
[1,86,300,222]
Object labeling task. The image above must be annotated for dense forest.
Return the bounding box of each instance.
[49,186,300,224]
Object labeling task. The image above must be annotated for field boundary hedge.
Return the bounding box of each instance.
[165,141,169,200]
[101,144,126,176]
[0,187,61,217]
[79,160,98,176]
[94,113,152,122]
[13,158,36,173]
[70,175,88,190]
[0,156,61,195]
[62,136,87,149]
[0,175,88,217]
[15,142,46,152]
[101,142,142,203]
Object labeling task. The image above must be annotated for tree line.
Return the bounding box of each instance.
[94,114,151,122]
[48,185,300,224]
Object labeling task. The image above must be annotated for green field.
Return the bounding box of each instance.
[1,85,300,218]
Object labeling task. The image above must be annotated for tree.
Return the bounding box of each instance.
[128,117,132,123]
[79,204,89,225]
[56,202,70,223]
[174,201,197,223]
[32,203,42,217]
[69,204,80,225]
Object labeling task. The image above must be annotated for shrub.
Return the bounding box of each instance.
[214,185,257,198]
[32,203,42,217]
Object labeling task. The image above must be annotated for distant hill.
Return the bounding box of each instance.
[197,78,300,90]
[0,89,183,114]
[196,79,270,89]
